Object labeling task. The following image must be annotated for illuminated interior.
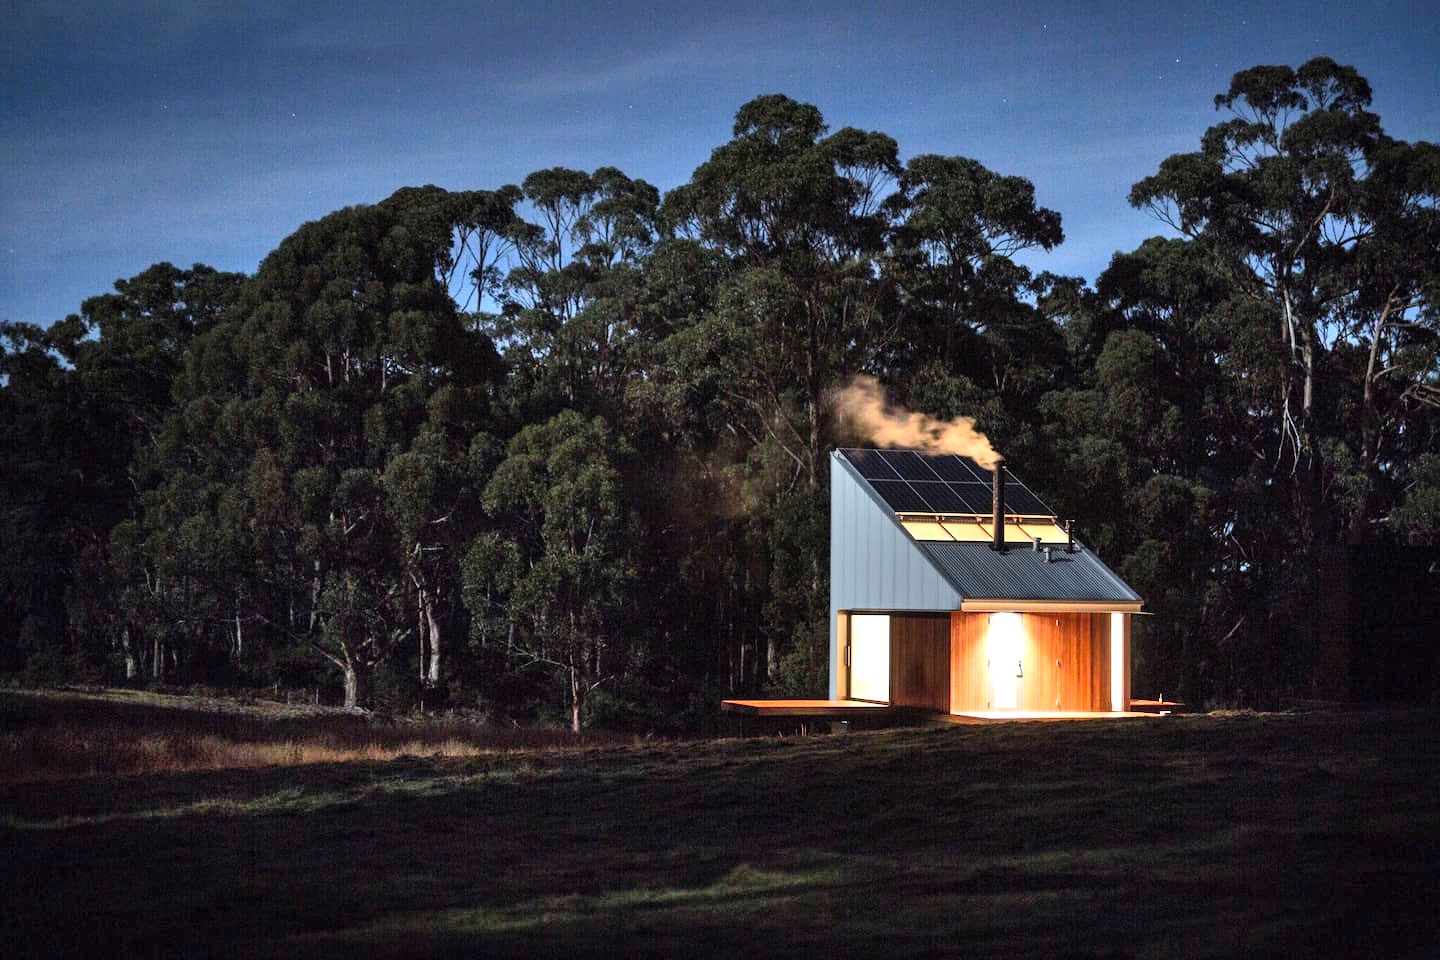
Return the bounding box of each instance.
[849,614,890,703]
[987,612,1023,709]
[1111,612,1125,712]
[899,518,1067,543]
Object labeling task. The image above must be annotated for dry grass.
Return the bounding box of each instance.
[0,688,627,783]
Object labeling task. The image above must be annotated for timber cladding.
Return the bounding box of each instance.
[1019,612,1110,711]
[949,611,1111,712]
[949,612,987,713]
[889,614,950,711]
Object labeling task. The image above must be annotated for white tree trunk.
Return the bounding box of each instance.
[122,626,137,680]
[343,663,364,710]
[420,585,442,687]
[569,664,582,733]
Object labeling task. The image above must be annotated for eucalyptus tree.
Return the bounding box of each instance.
[1119,57,1439,698]
[879,154,1068,463]
[1129,57,1439,544]
[462,411,633,730]
[153,202,499,707]
[643,96,899,690]
[380,184,525,314]
[1,264,245,680]
[661,94,900,489]
[493,166,661,420]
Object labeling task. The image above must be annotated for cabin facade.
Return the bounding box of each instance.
[828,448,1143,718]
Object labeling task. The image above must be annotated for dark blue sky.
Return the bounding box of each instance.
[3,1,1436,325]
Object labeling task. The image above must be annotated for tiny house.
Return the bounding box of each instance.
[827,448,1143,718]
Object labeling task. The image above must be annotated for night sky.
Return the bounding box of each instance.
[3,1,1436,326]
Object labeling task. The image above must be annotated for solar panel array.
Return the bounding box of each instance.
[839,448,1054,517]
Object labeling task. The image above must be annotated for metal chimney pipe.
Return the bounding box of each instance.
[991,465,1006,553]
[1065,519,1075,554]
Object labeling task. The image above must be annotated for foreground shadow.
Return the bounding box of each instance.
[4,711,1439,958]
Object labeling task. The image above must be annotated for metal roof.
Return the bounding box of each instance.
[920,541,1141,602]
[831,448,1143,605]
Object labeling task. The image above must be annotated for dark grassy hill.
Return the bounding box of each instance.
[3,690,1438,958]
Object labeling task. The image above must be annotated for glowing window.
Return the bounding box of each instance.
[988,612,1022,709]
[1111,612,1125,712]
[849,615,890,703]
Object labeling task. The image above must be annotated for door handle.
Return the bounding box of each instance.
[1016,660,1023,678]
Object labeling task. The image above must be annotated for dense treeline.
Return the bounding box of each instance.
[3,60,1437,725]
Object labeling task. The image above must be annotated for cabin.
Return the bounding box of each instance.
[724,448,1148,726]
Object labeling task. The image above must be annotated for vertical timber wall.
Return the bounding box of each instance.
[889,614,950,710]
[949,611,1125,712]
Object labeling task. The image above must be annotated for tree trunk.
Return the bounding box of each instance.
[569,664,582,733]
[122,625,137,680]
[422,586,442,688]
[418,591,427,685]
[342,663,366,710]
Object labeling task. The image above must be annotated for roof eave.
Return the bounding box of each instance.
[959,599,1146,613]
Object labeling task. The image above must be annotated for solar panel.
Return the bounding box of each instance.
[1002,485,1051,516]
[869,480,933,513]
[839,448,1055,518]
[876,450,943,482]
[948,482,995,513]
[923,455,983,482]
[910,482,968,513]
[957,456,991,479]
[842,448,901,480]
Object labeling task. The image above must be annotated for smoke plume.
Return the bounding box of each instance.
[833,374,1004,471]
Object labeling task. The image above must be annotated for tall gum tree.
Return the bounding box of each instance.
[661,94,900,489]
[462,411,633,731]
[1,263,245,681]
[1128,57,1439,696]
[158,202,498,707]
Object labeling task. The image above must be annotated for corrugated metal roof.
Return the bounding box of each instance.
[830,448,1144,606]
[920,541,1141,602]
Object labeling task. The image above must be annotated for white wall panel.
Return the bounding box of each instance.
[829,453,962,697]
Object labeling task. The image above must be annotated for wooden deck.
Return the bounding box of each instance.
[943,709,1155,723]
[721,698,1169,725]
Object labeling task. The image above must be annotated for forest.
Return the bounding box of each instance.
[2,58,1437,728]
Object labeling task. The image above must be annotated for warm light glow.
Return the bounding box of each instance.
[940,521,993,542]
[900,520,954,541]
[1111,612,1125,712]
[849,615,890,703]
[1016,522,1068,544]
[988,612,1022,709]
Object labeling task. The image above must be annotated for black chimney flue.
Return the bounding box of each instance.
[991,465,1006,552]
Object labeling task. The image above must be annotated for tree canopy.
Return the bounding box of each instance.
[4,63,1436,720]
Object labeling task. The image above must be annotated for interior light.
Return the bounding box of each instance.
[1111,612,1125,712]
[850,614,890,702]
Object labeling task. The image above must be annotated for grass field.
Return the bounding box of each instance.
[3,689,1438,958]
